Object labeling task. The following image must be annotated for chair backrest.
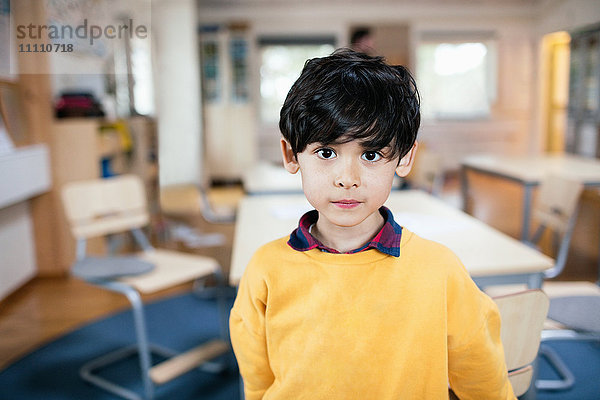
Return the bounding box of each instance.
[531,174,583,278]
[493,289,549,397]
[408,149,444,195]
[61,174,149,239]
[533,174,583,234]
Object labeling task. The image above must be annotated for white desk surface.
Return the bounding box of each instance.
[242,162,303,194]
[229,190,554,285]
[462,153,600,184]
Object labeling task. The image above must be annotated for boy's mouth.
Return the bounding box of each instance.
[332,199,361,209]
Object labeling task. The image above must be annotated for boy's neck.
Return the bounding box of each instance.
[312,210,385,253]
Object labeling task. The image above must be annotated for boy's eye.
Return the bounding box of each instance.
[316,148,336,160]
[361,151,382,162]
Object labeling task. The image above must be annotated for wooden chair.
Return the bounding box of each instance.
[527,174,584,279]
[495,290,550,396]
[483,174,584,295]
[450,290,549,398]
[518,174,589,392]
[485,174,588,392]
[61,175,229,400]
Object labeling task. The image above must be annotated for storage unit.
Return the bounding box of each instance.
[0,145,51,300]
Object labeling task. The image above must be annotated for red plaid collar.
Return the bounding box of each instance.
[288,206,402,257]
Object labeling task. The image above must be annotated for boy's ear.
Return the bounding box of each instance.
[395,142,418,177]
[280,138,300,174]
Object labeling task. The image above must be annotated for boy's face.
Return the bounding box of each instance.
[281,137,417,232]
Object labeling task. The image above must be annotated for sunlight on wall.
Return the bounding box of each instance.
[542,31,570,153]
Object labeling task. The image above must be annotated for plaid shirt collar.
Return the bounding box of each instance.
[288,206,402,257]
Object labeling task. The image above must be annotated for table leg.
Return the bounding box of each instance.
[521,184,534,241]
[460,165,470,213]
[597,233,600,286]
[527,273,543,289]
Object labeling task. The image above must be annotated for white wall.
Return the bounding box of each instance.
[536,0,600,35]
[153,0,204,187]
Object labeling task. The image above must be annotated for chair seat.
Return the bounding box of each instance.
[548,296,600,333]
[118,249,220,294]
[73,256,155,280]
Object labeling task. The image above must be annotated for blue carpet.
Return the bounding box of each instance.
[536,339,600,400]
[0,292,240,399]
[2,292,599,400]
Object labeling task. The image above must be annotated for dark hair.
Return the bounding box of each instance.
[279,48,420,161]
[350,28,371,45]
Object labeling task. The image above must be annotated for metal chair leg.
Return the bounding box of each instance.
[79,344,176,400]
[80,280,176,400]
[535,343,575,391]
[121,283,154,399]
[191,269,232,374]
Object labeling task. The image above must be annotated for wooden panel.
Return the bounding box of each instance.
[51,119,104,272]
[12,0,60,277]
[52,119,101,184]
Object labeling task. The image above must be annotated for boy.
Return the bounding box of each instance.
[230,49,515,400]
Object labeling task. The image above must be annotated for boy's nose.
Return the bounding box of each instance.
[335,160,361,188]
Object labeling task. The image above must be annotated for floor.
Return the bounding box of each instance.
[0,173,598,371]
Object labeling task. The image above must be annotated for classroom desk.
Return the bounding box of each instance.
[461,153,600,241]
[242,162,303,194]
[229,190,554,288]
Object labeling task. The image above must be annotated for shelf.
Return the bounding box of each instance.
[0,144,51,209]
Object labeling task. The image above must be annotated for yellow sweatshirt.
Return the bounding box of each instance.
[230,230,515,400]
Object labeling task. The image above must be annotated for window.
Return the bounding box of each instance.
[416,33,497,120]
[230,36,249,102]
[259,38,335,123]
[200,39,220,102]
